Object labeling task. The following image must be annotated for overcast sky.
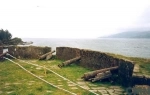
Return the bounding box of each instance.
[1,0,150,38]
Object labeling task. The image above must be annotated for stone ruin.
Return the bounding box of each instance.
[56,47,144,87]
[0,46,51,59]
[0,46,150,87]
[0,46,3,54]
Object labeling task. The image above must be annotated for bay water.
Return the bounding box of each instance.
[23,38,150,59]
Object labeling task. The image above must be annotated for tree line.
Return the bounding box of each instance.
[0,29,23,45]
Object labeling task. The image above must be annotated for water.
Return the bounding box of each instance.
[22,38,150,59]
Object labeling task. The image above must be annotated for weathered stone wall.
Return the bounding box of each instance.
[56,47,134,87]
[8,46,51,59]
[0,46,3,54]
[7,46,16,56]
[118,59,134,86]
[80,49,119,70]
[80,49,134,86]
[56,47,80,60]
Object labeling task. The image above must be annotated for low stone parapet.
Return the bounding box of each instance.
[56,47,134,87]
[7,46,51,59]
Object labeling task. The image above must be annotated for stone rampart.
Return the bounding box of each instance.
[8,46,51,59]
[80,49,119,70]
[56,47,134,86]
[56,47,80,60]
[0,46,3,54]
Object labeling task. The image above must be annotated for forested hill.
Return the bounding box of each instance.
[102,31,150,38]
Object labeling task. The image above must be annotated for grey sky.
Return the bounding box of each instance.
[136,7,150,29]
[1,0,150,38]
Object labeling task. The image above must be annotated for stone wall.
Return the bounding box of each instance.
[8,46,51,59]
[132,74,150,86]
[56,47,134,87]
[80,49,119,70]
[80,49,134,87]
[0,46,3,54]
[118,59,134,86]
[56,47,80,60]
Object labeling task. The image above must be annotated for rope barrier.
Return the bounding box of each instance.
[4,57,76,95]
[22,61,99,95]
[6,53,99,95]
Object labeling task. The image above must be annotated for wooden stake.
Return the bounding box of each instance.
[44,65,47,77]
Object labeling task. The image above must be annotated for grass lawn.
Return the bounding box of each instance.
[0,59,104,95]
[0,55,149,95]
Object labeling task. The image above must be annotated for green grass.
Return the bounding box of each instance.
[0,59,98,95]
[1,55,149,95]
[0,60,60,95]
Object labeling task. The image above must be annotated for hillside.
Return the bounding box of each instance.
[102,31,150,38]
